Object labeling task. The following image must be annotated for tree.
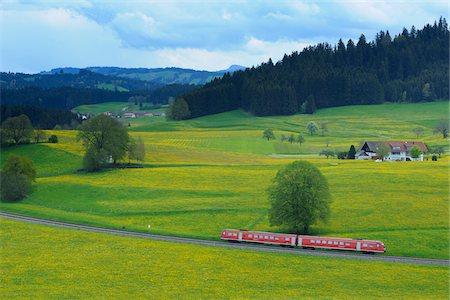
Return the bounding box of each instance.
[430,145,444,157]
[433,119,449,138]
[306,121,318,136]
[268,161,331,234]
[412,127,424,138]
[347,145,356,159]
[319,122,328,136]
[166,98,191,120]
[262,129,275,141]
[128,137,146,163]
[48,135,58,143]
[410,146,422,159]
[297,135,305,145]
[134,138,146,163]
[1,155,36,201]
[319,149,335,159]
[280,134,287,142]
[1,114,34,145]
[77,115,129,171]
[288,134,295,143]
[34,129,46,143]
[376,143,390,161]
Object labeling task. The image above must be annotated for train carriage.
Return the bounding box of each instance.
[221,229,297,246]
[299,235,385,253]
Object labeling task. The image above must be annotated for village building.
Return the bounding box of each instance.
[355,141,428,161]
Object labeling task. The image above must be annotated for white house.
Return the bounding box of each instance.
[355,141,428,161]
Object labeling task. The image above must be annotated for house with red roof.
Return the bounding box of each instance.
[355,141,428,161]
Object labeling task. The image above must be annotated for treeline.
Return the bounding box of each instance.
[1,104,80,129]
[180,18,449,118]
[2,84,197,110]
[0,69,160,91]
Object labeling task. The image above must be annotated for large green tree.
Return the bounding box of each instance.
[1,155,36,201]
[77,115,129,171]
[1,114,34,145]
[268,161,332,234]
[167,98,191,120]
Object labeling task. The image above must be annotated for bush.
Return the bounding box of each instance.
[48,135,58,143]
[0,155,36,202]
[0,172,31,201]
[337,152,348,159]
[432,155,438,161]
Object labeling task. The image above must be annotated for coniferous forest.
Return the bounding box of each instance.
[180,19,449,118]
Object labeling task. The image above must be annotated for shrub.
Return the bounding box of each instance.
[337,152,348,159]
[0,155,36,202]
[48,135,58,143]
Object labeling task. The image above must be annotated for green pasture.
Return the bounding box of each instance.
[0,101,449,259]
[72,102,167,115]
[1,218,448,299]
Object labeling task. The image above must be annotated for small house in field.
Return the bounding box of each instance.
[355,141,427,161]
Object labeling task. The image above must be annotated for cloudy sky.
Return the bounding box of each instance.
[0,0,447,73]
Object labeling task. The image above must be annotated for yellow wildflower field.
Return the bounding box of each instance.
[1,218,448,299]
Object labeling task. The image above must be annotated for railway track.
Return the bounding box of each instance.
[1,211,448,266]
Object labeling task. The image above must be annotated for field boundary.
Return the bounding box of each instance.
[1,211,448,267]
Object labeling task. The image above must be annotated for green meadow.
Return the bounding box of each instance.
[1,218,448,299]
[72,102,167,115]
[1,101,449,260]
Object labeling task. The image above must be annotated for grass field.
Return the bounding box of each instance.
[72,102,167,115]
[1,218,448,299]
[1,101,449,260]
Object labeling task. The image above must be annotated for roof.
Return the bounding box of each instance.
[362,141,427,153]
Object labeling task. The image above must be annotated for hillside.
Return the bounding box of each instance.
[179,19,449,118]
[40,65,247,85]
[1,102,448,260]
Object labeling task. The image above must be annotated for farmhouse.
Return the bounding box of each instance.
[355,141,427,161]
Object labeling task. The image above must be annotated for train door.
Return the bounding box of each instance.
[356,242,361,251]
[291,236,296,246]
[238,232,243,242]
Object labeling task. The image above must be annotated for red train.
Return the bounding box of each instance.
[221,229,386,254]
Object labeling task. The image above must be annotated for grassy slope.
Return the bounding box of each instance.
[72,102,166,115]
[1,218,448,299]
[0,102,449,259]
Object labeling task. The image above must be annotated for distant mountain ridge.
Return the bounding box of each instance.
[40,65,247,85]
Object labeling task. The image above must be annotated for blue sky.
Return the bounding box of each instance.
[1,0,447,73]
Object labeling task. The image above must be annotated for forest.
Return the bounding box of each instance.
[180,18,449,118]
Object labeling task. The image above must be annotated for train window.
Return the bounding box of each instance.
[377,244,380,248]
[334,241,338,245]
[322,240,326,244]
[285,237,290,241]
[275,237,279,240]
[270,236,273,239]
[264,236,268,239]
[363,243,368,247]
[234,233,237,237]
[345,242,350,246]
[328,241,332,245]
[369,244,374,247]
[228,232,232,236]
[254,235,258,239]
[339,242,344,246]
[311,240,315,243]
[248,234,252,238]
